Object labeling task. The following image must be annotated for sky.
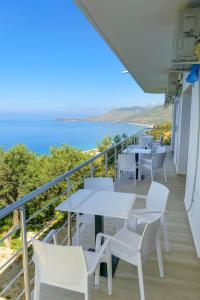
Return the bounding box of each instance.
[0,0,164,118]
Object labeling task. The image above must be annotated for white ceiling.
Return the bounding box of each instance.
[75,0,200,93]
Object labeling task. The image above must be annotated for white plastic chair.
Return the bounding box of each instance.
[118,153,137,184]
[76,177,114,245]
[140,148,167,182]
[156,145,166,153]
[32,238,112,300]
[84,177,114,191]
[128,181,170,252]
[96,217,164,300]
[151,142,160,153]
[139,135,153,149]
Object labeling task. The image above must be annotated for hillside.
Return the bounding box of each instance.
[86,105,172,125]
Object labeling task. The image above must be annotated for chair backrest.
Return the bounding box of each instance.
[146,181,169,213]
[152,152,166,169]
[151,143,159,153]
[139,217,161,261]
[84,177,114,191]
[32,239,88,293]
[139,135,153,148]
[156,145,166,153]
[118,153,136,172]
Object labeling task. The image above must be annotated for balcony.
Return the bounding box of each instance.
[38,154,200,300]
[0,132,200,300]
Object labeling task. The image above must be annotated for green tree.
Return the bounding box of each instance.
[97,136,112,152]
[0,144,91,248]
[113,134,121,144]
[121,133,128,140]
[0,145,38,247]
[145,122,172,145]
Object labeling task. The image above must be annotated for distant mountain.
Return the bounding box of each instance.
[86,105,172,125]
[58,105,172,125]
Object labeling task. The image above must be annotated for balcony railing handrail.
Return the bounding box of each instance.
[0,127,150,220]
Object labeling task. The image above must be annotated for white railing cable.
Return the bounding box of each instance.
[26,190,67,224]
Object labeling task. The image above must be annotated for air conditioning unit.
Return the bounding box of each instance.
[173,8,200,63]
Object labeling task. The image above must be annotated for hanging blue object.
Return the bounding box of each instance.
[186,64,200,85]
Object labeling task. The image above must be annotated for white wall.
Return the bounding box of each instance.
[173,72,200,256]
[183,76,200,257]
[173,86,192,174]
[171,100,178,152]
[173,99,180,167]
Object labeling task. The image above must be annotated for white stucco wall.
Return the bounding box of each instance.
[173,84,192,175]
[182,74,200,257]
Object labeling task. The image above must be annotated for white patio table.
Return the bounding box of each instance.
[123,147,151,155]
[56,189,136,276]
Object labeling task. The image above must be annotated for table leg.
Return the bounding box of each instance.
[135,153,144,180]
[135,153,139,180]
[95,215,104,240]
[68,212,72,246]
[94,215,119,277]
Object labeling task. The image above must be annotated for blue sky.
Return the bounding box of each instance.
[0,0,164,118]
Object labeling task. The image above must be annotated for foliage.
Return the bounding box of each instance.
[145,122,172,145]
[121,133,128,140]
[113,135,121,144]
[0,144,90,248]
[96,136,112,152]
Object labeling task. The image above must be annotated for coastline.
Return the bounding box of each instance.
[128,122,153,128]
[0,119,147,155]
[56,118,153,128]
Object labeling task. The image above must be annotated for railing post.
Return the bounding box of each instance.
[114,147,117,179]
[90,162,94,178]
[105,152,108,176]
[19,207,30,300]
[121,141,123,152]
[67,177,72,246]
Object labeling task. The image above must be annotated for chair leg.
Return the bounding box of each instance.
[85,293,89,300]
[94,264,100,288]
[150,166,153,181]
[156,228,164,278]
[137,259,145,300]
[34,276,40,300]
[76,214,80,245]
[163,215,170,252]
[163,162,167,182]
[133,174,136,187]
[138,164,141,181]
[85,278,90,300]
[106,244,112,295]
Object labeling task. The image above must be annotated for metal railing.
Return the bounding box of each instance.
[0,127,149,299]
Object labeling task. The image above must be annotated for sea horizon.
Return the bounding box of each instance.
[0,118,146,155]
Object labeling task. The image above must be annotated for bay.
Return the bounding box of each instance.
[0,118,145,154]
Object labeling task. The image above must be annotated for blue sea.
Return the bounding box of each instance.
[0,118,145,154]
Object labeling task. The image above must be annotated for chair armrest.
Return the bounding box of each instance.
[130,209,162,215]
[42,229,57,243]
[87,239,111,275]
[141,158,152,164]
[96,233,139,254]
[133,194,147,200]
[130,211,162,224]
